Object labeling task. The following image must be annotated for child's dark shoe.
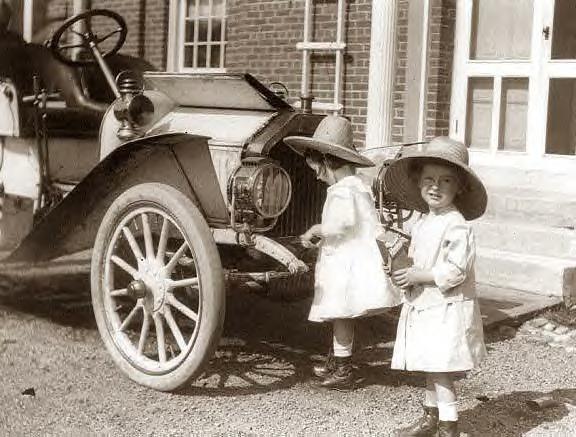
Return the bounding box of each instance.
[437,420,458,437]
[394,405,439,436]
[319,357,354,389]
[312,348,335,378]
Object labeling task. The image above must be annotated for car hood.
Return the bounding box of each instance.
[144,72,293,112]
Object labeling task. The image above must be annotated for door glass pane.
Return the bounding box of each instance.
[546,79,576,155]
[185,20,195,43]
[197,45,207,68]
[499,78,528,151]
[198,0,210,16]
[552,0,576,59]
[470,0,533,60]
[186,0,197,18]
[466,77,493,149]
[184,46,194,68]
[213,0,225,16]
[212,20,222,42]
[210,45,221,68]
[197,19,208,42]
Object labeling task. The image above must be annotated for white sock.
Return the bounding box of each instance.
[333,319,354,357]
[437,401,458,421]
[424,389,438,408]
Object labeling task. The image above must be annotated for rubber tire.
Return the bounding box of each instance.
[91,183,225,391]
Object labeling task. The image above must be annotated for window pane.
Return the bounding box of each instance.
[184,46,194,68]
[546,79,576,155]
[198,0,210,16]
[212,20,222,42]
[197,45,207,68]
[470,0,533,60]
[186,0,197,17]
[552,0,576,59]
[499,78,528,151]
[198,19,208,42]
[210,45,221,68]
[466,77,493,149]
[213,0,225,16]
[185,20,195,43]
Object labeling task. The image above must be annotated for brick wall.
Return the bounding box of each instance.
[91,0,168,69]
[393,0,408,143]
[225,0,377,147]
[425,0,456,139]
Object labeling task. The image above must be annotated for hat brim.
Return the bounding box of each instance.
[383,152,487,220]
[284,136,375,168]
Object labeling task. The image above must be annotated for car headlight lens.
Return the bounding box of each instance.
[228,159,292,219]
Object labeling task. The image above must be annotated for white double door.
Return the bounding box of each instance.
[451,0,576,172]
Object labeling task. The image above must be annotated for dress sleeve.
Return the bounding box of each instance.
[322,188,357,238]
[431,223,475,292]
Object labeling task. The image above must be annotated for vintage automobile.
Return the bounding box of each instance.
[0,9,409,391]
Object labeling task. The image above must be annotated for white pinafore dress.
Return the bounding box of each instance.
[308,175,400,322]
[391,206,486,372]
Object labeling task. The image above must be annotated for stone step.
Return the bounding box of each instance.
[473,165,576,196]
[483,186,576,228]
[473,219,576,260]
[476,248,576,297]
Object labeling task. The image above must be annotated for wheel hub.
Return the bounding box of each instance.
[126,279,147,299]
[139,259,169,312]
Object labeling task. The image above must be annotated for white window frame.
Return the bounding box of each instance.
[22,0,34,42]
[451,0,576,172]
[167,0,227,73]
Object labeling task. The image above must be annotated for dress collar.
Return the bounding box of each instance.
[427,204,458,217]
[327,175,360,191]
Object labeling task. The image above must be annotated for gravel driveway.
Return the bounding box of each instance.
[1,274,575,436]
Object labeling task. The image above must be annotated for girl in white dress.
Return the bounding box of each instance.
[284,115,400,389]
[384,137,487,437]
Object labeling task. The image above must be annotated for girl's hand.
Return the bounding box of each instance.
[393,267,432,289]
[300,225,322,249]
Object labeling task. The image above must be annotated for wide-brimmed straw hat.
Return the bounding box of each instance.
[384,136,487,220]
[284,115,375,167]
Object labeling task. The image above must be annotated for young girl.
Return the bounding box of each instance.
[384,137,487,437]
[284,115,400,389]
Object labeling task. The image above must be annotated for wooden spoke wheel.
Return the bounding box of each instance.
[91,183,225,391]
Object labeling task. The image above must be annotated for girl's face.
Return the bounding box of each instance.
[306,154,336,185]
[418,163,461,211]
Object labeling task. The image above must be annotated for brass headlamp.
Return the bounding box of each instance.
[113,71,154,141]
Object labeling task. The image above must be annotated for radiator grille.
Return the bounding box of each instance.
[267,143,326,237]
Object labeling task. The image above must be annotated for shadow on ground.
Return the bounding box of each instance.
[0,272,551,404]
[460,388,576,437]
[0,272,423,396]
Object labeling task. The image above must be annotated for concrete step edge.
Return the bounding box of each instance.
[473,219,576,236]
[476,248,576,268]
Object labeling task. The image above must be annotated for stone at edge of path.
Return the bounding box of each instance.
[477,284,562,327]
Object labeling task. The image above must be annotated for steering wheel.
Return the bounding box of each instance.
[49,9,127,66]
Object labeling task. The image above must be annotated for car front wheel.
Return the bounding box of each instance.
[91,183,224,391]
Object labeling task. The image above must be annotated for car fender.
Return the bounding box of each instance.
[7,133,229,263]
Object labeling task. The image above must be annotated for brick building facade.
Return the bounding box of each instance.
[19,0,455,148]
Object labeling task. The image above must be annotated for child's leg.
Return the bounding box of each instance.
[318,319,355,388]
[395,374,439,435]
[430,372,457,421]
[424,374,438,408]
[332,318,354,357]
